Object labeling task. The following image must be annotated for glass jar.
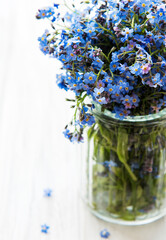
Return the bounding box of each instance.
[82,106,166,225]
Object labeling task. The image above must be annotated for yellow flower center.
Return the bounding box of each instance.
[142,3,146,7]
[89,76,93,80]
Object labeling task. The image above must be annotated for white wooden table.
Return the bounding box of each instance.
[0,0,166,239]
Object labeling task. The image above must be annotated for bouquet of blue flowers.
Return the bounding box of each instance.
[36,0,166,142]
[36,0,166,224]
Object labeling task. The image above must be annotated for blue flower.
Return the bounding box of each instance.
[100,229,110,239]
[66,50,77,61]
[97,80,105,88]
[137,0,151,14]
[122,27,133,38]
[36,7,55,19]
[131,94,140,107]
[113,106,126,120]
[63,128,72,140]
[38,30,49,45]
[127,40,136,50]
[105,84,116,94]
[64,12,72,22]
[118,63,127,73]
[133,34,147,44]
[110,62,119,72]
[53,3,59,9]
[129,63,142,76]
[56,74,68,91]
[108,9,121,23]
[41,224,50,234]
[93,87,104,97]
[122,95,133,105]
[44,189,52,197]
[134,24,142,33]
[111,52,120,62]
[103,76,113,84]
[92,57,104,70]
[71,133,84,143]
[81,114,95,126]
[124,71,135,81]
[119,81,133,93]
[36,9,47,19]
[84,72,97,84]
[80,83,91,91]
[58,54,68,63]
[102,160,118,172]
[81,105,88,114]
[84,22,97,38]
[157,8,166,20]
[152,73,163,88]
[147,12,157,24]
[96,97,107,105]
[71,23,84,35]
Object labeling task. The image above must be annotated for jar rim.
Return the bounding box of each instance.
[93,103,166,123]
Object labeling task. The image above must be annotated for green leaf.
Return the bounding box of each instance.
[137,186,143,199]
[117,127,137,181]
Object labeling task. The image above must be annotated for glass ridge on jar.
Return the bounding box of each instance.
[82,105,166,225]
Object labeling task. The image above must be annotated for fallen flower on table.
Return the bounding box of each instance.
[44,188,52,197]
[41,224,50,234]
[100,229,110,239]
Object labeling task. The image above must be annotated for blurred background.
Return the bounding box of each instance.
[0,0,166,239]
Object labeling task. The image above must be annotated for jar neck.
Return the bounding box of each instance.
[93,104,166,127]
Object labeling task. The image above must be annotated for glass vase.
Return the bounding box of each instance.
[82,106,166,225]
